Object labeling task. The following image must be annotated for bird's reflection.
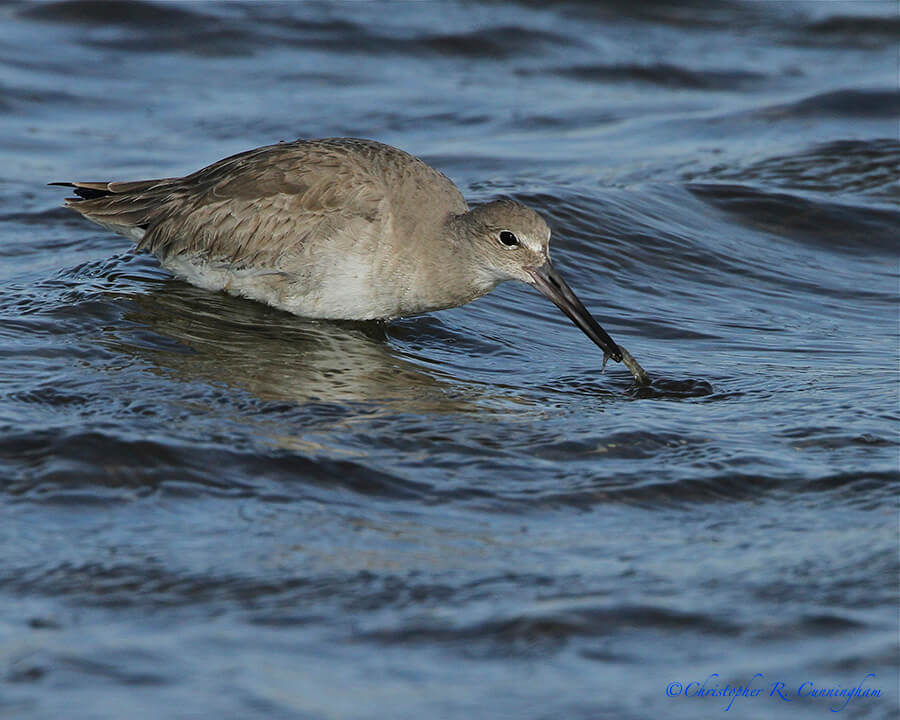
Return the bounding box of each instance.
[101,279,499,418]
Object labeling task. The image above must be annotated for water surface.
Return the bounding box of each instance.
[1,1,897,718]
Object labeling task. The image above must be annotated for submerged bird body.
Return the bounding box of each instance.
[55,138,624,362]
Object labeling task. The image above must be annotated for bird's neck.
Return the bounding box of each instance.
[396,213,501,314]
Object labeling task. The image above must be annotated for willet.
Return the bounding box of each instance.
[53,138,648,380]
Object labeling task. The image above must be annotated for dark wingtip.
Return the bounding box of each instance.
[50,182,78,204]
[49,182,112,200]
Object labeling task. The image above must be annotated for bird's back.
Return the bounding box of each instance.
[57,138,471,319]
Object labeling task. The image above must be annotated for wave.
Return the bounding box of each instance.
[0,427,433,503]
[760,88,900,120]
[702,138,900,203]
[536,62,767,90]
[802,14,900,49]
[688,182,900,256]
[20,0,209,28]
[21,1,573,60]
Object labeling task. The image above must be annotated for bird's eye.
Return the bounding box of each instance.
[498,230,519,247]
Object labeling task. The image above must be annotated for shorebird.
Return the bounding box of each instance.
[53,138,626,367]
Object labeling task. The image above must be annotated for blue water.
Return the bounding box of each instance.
[1,1,897,718]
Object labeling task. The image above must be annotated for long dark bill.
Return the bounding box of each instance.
[527,262,623,364]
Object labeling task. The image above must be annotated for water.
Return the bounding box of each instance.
[1,1,897,718]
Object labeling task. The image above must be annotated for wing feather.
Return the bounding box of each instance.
[57,138,468,275]
[61,140,390,270]
[139,144,387,269]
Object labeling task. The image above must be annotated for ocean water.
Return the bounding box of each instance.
[0,1,897,718]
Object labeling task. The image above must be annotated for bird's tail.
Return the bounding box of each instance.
[50,178,177,238]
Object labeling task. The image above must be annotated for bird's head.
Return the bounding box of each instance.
[456,199,622,363]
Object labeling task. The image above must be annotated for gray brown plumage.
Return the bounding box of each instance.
[54,137,628,367]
